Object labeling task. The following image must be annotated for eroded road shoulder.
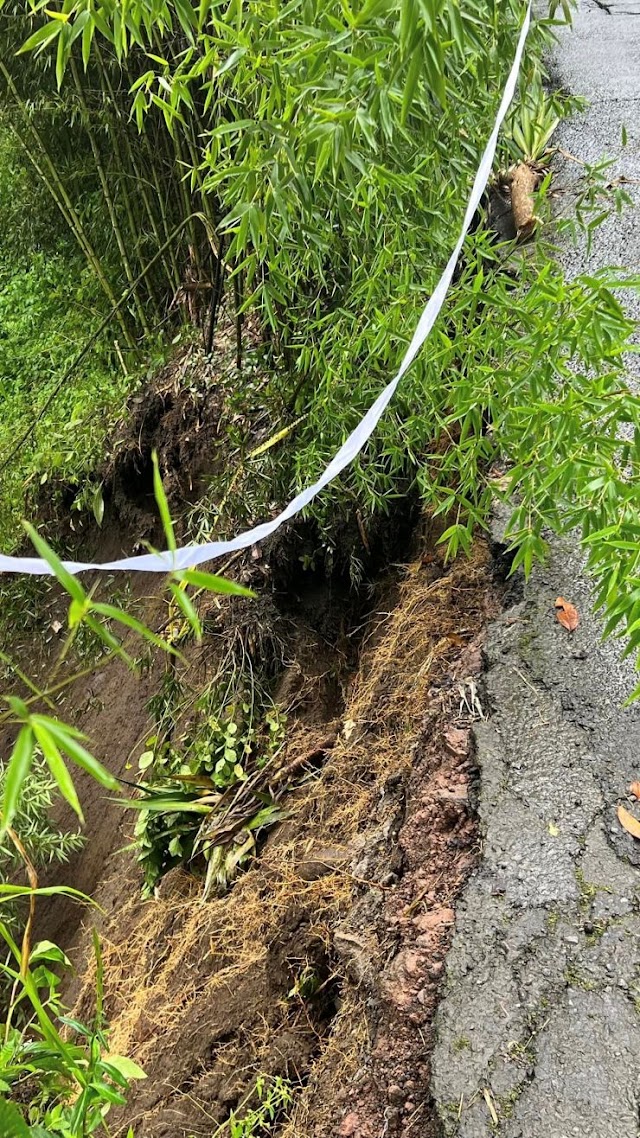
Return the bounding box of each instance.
[433,4,640,1135]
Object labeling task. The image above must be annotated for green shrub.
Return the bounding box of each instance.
[0,127,137,550]
[0,756,84,931]
[0,935,145,1138]
[135,675,287,895]
[0,755,84,872]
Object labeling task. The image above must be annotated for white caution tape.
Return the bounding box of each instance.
[0,3,531,576]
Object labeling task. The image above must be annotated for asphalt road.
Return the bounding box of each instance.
[432,4,640,1135]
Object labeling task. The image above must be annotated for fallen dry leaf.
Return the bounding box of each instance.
[630,782,640,800]
[482,1088,499,1126]
[342,718,356,742]
[489,473,511,494]
[617,803,640,840]
[555,596,579,632]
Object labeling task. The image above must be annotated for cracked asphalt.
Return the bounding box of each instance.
[432,3,640,1135]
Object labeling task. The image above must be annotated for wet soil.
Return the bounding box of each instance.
[48,541,499,1138]
[2,359,502,1137]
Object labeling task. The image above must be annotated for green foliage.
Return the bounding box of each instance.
[505,77,569,163]
[11,0,545,544]
[8,0,639,703]
[133,675,287,895]
[0,757,83,929]
[11,0,640,700]
[0,127,135,551]
[557,151,633,253]
[0,499,255,841]
[0,933,146,1137]
[217,1075,294,1138]
[0,484,248,1132]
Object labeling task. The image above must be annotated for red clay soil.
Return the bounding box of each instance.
[331,683,481,1138]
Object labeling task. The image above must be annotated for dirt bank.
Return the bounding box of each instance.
[48,536,500,1138]
[2,349,503,1136]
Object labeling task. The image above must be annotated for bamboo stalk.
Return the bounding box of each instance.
[172,126,201,274]
[126,51,187,291]
[0,210,207,476]
[233,268,243,373]
[146,124,185,287]
[0,61,134,349]
[70,55,153,337]
[149,27,201,275]
[96,42,181,297]
[205,236,225,355]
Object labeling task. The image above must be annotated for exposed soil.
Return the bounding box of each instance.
[46,537,499,1138]
[2,360,502,1137]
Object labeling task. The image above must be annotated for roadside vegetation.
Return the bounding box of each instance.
[0,0,639,1133]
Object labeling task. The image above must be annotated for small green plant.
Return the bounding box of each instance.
[558,152,634,253]
[132,577,288,897]
[0,932,145,1137]
[288,966,320,1002]
[213,1076,294,1138]
[0,757,84,876]
[131,686,288,897]
[0,757,84,934]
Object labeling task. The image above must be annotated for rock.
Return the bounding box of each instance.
[413,907,455,934]
[443,727,470,757]
[338,1111,360,1137]
[297,845,351,881]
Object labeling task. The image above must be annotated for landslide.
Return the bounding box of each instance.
[1,347,502,1137]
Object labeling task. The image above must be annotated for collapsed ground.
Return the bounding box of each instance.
[3,6,640,1136]
[1,361,507,1137]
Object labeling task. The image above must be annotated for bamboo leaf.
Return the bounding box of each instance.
[401,45,422,125]
[6,696,29,721]
[151,451,176,552]
[23,523,86,604]
[18,20,62,53]
[92,927,104,1021]
[119,797,211,813]
[33,722,83,823]
[0,1099,31,1137]
[55,26,67,88]
[91,602,176,654]
[0,727,35,835]
[169,582,202,641]
[34,719,119,791]
[82,14,95,67]
[176,569,255,597]
[0,884,91,902]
